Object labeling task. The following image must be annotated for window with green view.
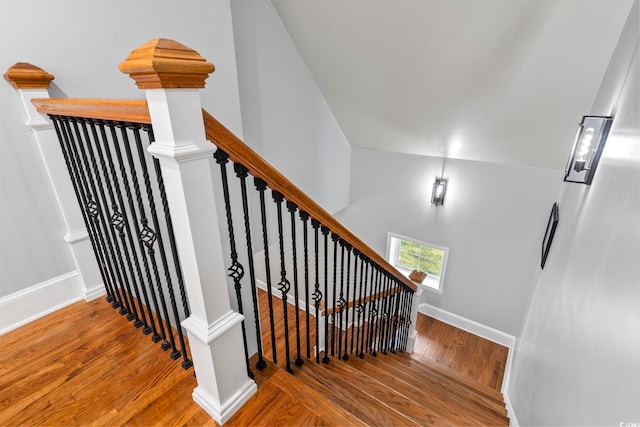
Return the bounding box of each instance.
[387,233,449,293]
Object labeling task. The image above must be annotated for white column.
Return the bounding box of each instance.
[5,64,103,301]
[120,39,255,424]
[406,286,423,353]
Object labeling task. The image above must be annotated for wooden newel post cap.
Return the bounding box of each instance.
[4,63,54,89]
[119,38,215,89]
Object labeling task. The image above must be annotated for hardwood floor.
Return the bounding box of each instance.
[0,293,509,426]
[413,313,508,391]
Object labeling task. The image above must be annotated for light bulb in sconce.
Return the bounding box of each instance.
[431,178,447,206]
[564,116,613,185]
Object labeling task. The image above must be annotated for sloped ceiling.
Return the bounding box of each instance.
[271,0,634,169]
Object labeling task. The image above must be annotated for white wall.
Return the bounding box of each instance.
[0,0,243,298]
[507,2,640,424]
[231,0,351,215]
[335,149,562,336]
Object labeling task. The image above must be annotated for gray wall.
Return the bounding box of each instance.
[0,0,243,298]
[508,2,640,424]
[231,0,351,215]
[336,149,562,336]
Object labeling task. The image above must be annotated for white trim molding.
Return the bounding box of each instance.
[0,271,84,335]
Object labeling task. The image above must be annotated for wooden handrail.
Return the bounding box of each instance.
[30,97,416,292]
[324,285,402,316]
[32,98,151,124]
[202,111,417,292]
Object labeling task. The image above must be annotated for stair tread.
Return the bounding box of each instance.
[348,354,507,425]
[317,356,451,426]
[401,350,506,401]
[374,352,508,417]
[293,357,419,426]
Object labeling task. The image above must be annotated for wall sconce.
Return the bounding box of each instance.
[431,178,447,206]
[564,116,613,185]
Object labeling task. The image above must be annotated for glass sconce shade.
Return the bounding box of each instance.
[564,116,613,185]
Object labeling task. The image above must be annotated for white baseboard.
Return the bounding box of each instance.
[83,283,106,301]
[418,303,515,348]
[0,271,84,335]
[504,393,520,426]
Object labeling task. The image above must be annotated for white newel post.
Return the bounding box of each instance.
[119,39,256,424]
[3,64,104,301]
[406,286,423,353]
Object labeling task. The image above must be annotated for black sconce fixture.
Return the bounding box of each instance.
[431,178,447,206]
[564,116,613,185]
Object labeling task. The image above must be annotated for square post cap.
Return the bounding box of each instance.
[4,63,54,89]
[119,38,215,89]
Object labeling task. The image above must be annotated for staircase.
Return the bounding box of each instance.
[228,352,509,426]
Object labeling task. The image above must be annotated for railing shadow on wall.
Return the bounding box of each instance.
[6,38,421,425]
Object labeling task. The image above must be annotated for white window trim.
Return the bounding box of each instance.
[386,232,449,295]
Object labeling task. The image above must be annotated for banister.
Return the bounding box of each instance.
[30,97,416,292]
[31,98,151,124]
[202,110,417,293]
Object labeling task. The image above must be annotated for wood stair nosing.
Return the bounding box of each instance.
[374,352,508,418]
[291,357,418,426]
[396,351,508,412]
[316,356,452,426]
[346,355,507,426]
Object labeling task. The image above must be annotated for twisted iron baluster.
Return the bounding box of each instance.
[350,249,360,355]
[272,190,293,373]
[311,219,322,364]
[69,119,132,317]
[214,149,253,379]
[342,244,352,361]
[330,233,339,357]
[370,268,382,356]
[355,254,366,357]
[235,163,266,371]
[287,201,303,367]
[255,178,277,364]
[321,226,330,364]
[299,211,311,358]
[51,117,117,306]
[358,259,370,358]
[146,126,190,321]
[390,281,402,353]
[119,123,176,354]
[87,119,147,330]
[104,122,163,344]
[337,240,346,359]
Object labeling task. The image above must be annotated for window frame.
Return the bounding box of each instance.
[386,232,449,294]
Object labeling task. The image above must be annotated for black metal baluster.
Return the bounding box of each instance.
[299,211,311,359]
[287,201,303,367]
[118,123,176,354]
[67,119,132,317]
[100,120,159,338]
[102,122,163,344]
[321,226,330,364]
[214,149,253,378]
[51,117,117,306]
[381,275,393,354]
[272,191,293,373]
[401,288,411,351]
[337,240,346,359]
[133,124,191,362]
[390,282,402,353]
[235,163,266,371]
[342,244,352,361]
[330,233,339,357]
[355,255,366,358]
[364,261,376,355]
[350,250,361,355]
[403,289,413,351]
[370,268,382,356]
[311,219,322,364]
[255,178,277,364]
[146,127,190,322]
[358,260,370,358]
[87,119,148,331]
